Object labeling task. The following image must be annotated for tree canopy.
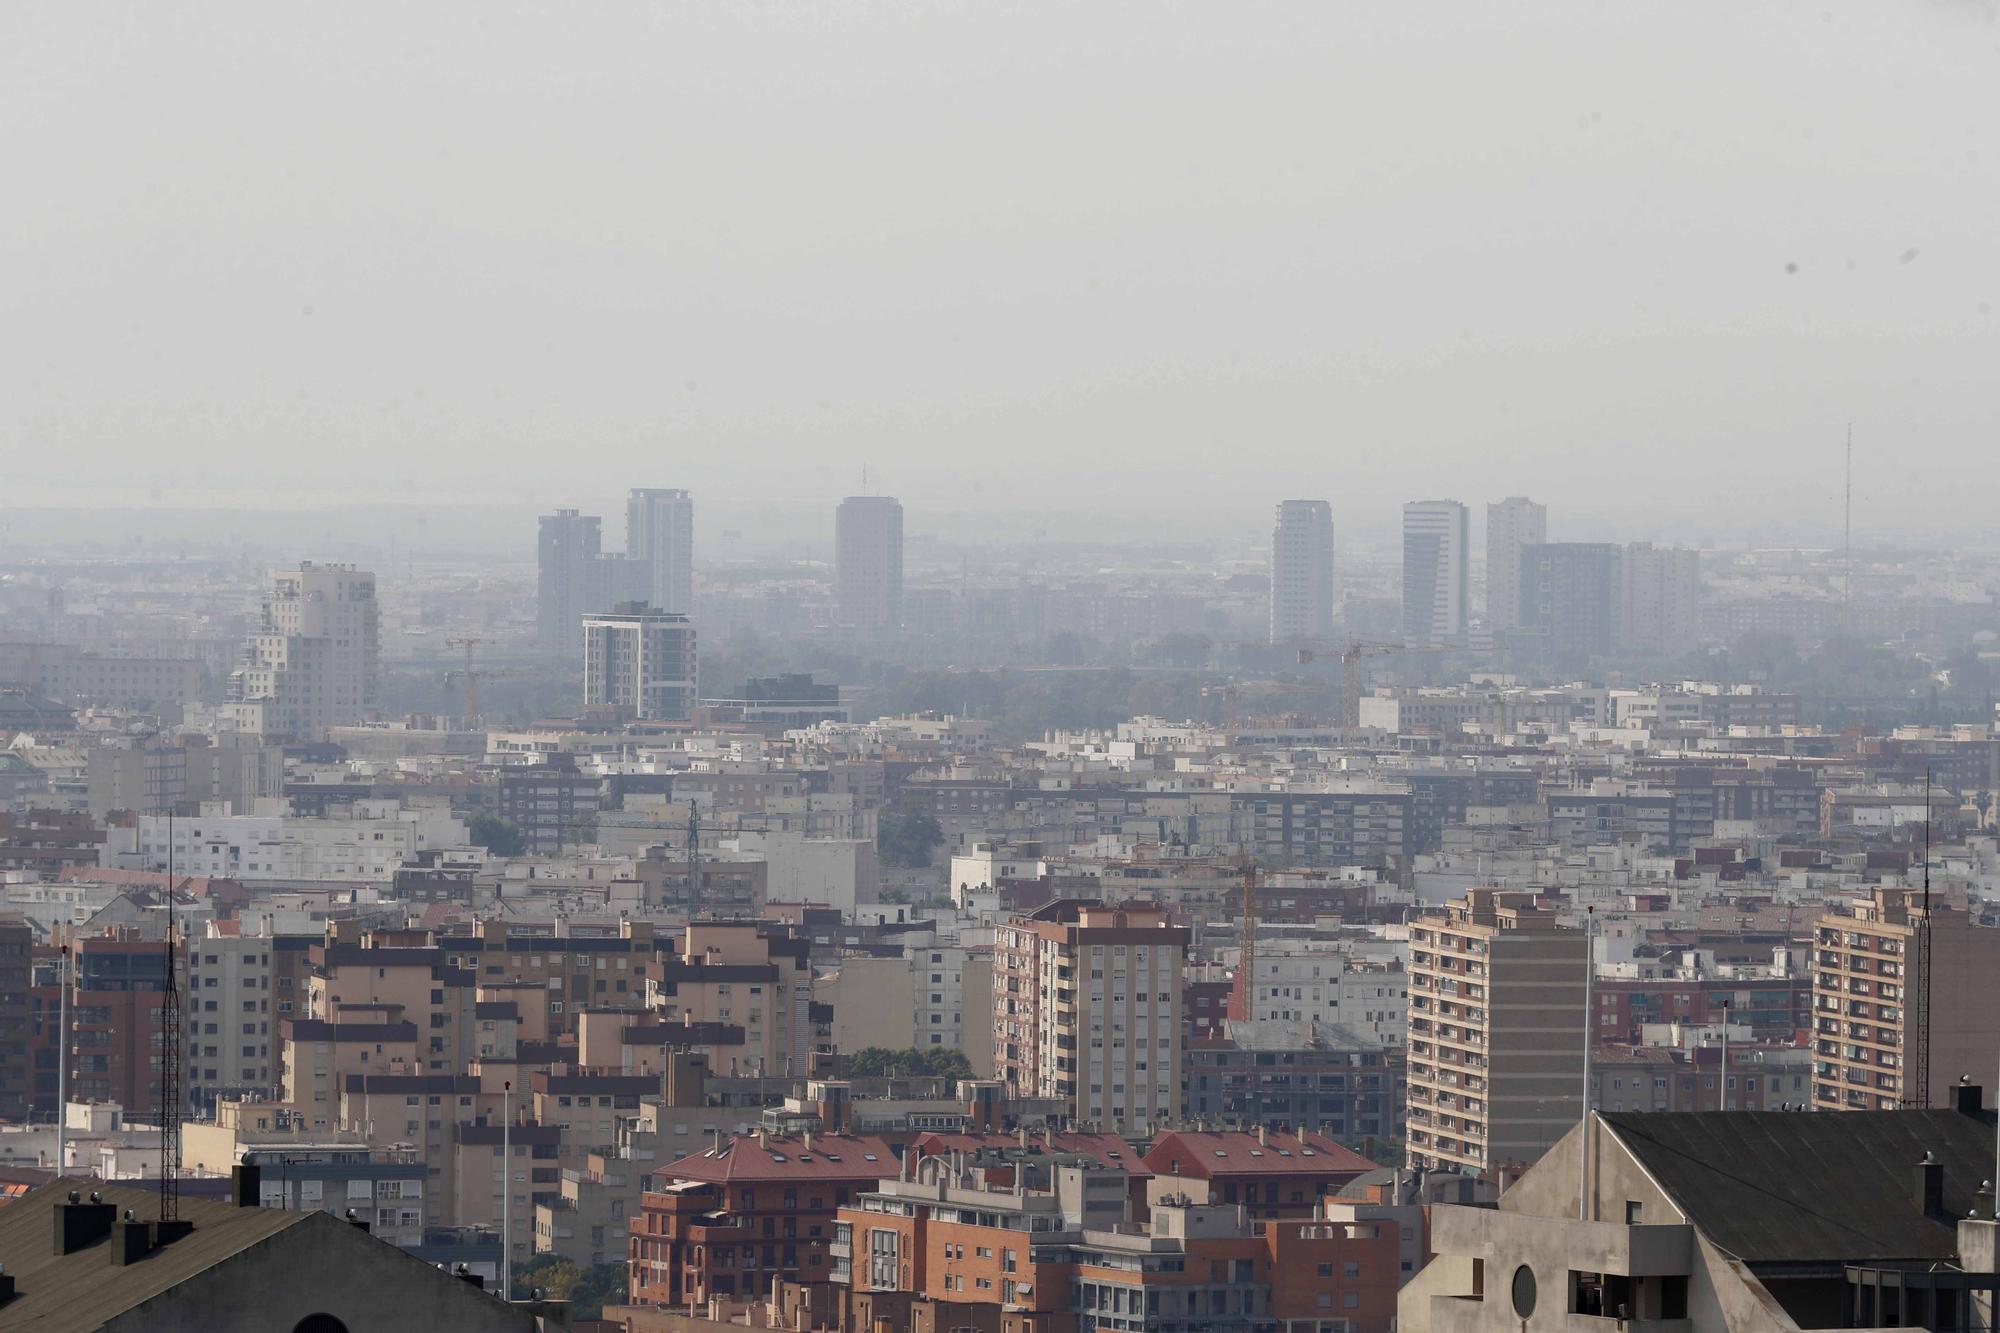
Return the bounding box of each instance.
[850,1046,975,1080]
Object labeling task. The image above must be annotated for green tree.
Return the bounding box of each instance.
[468,813,526,857]
[510,1257,625,1318]
[850,1046,974,1080]
[877,811,945,868]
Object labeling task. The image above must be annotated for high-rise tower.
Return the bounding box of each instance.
[834,496,904,632]
[1269,500,1336,644]
[626,488,695,616]
[1402,501,1469,647]
[1484,496,1546,633]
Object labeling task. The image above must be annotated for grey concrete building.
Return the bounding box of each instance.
[834,495,904,632]
[1269,498,1336,644]
[1407,889,1587,1179]
[1483,495,1545,634]
[1403,1097,2000,1333]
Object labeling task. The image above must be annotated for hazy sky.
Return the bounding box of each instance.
[5,1,1997,542]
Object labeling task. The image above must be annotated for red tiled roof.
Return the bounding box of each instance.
[912,1131,1154,1179]
[653,1133,899,1186]
[1142,1130,1377,1180]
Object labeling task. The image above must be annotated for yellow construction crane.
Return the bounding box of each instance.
[1299,639,1457,730]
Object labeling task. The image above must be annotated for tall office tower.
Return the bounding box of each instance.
[225,562,379,740]
[1518,542,1622,667]
[1269,499,1336,644]
[626,488,695,616]
[834,496,904,631]
[581,602,697,721]
[1406,889,1588,1177]
[1484,496,1547,633]
[1811,886,2000,1112]
[537,509,606,654]
[1618,542,1702,654]
[994,901,1190,1134]
[1401,501,1469,647]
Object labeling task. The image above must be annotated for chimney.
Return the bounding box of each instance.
[1257,1125,1269,1148]
[54,1194,117,1255]
[232,1162,262,1207]
[1916,1152,1947,1219]
[1957,1083,1985,1116]
[109,1218,152,1266]
[1018,1126,1029,1150]
[803,1130,814,1156]
[756,1128,768,1149]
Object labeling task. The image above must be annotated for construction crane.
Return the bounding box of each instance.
[443,637,508,730]
[1298,639,1458,730]
[1240,858,1258,1018]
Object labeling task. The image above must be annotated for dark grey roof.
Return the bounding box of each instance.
[1602,1109,1997,1264]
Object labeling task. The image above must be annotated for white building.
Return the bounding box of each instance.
[225,563,380,740]
[111,801,468,884]
[581,603,697,721]
[1269,499,1336,644]
[626,488,695,616]
[834,496,904,631]
[1484,495,1546,633]
[1243,941,1408,1048]
[186,929,278,1115]
[1403,501,1469,646]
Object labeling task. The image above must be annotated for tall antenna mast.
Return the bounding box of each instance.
[686,800,701,913]
[159,814,182,1222]
[1843,424,1853,631]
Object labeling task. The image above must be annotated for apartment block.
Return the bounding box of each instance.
[581,602,697,722]
[225,563,379,740]
[994,901,1190,1135]
[1406,889,1587,1178]
[1811,885,2000,1111]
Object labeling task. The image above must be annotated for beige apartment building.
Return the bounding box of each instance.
[993,900,1190,1134]
[1407,888,1587,1178]
[1811,885,2000,1111]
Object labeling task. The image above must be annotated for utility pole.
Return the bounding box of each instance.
[1717,998,1731,1112]
[501,1079,512,1300]
[1579,905,1595,1222]
[55,943,69,1171]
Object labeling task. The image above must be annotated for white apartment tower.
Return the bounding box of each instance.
[1269,499,1336,644]
[582,602,697,721]
[835,496,904,632]
[1402,501,1469,647]
[1484,496,1546,633]
[226,563,379,740]
[626,488,694,616]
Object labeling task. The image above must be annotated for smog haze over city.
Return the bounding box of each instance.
[7,1,2000,547]
[6,7,2000,1332]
